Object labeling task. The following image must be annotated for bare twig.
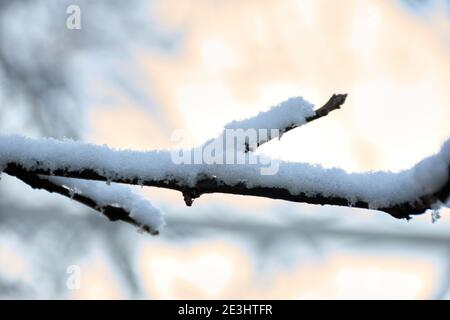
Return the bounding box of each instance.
[305,94,348,123]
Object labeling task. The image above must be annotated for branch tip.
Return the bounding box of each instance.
[183,191,195,206]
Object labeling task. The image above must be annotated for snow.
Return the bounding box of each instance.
[225,96,315,130]
[214,97,316,152]
[1,134,449,213]
[441,139,450,162]
[50,176,164,232]
[413,151,449,194]
[225,96,315,132]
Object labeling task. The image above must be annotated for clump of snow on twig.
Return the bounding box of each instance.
[413,145,449,194]
[51,177,164,233]
[225,97,315,132]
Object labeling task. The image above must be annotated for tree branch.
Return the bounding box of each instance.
[305,94,348,123]
[3,157,449,220]
[1,93,449,232]
[4,165,159,234]
[243,94,347,152]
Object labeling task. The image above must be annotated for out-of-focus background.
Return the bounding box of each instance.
[1,0,450,299]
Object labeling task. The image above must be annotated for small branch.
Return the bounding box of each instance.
[283,93,348,132]
[5,165,158,235]
[245,94,347,151]
[305,94,348,123]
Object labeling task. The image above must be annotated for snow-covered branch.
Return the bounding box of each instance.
[224,93,347,152]
[5,165,163,234]
[1,94,449,233]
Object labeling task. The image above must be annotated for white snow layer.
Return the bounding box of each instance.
[50,176,164,232]
[221,96,315,151]
[1,135,449,211]
[225,97,315,131]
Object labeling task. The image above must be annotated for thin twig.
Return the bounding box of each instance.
[5,166,158,235]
